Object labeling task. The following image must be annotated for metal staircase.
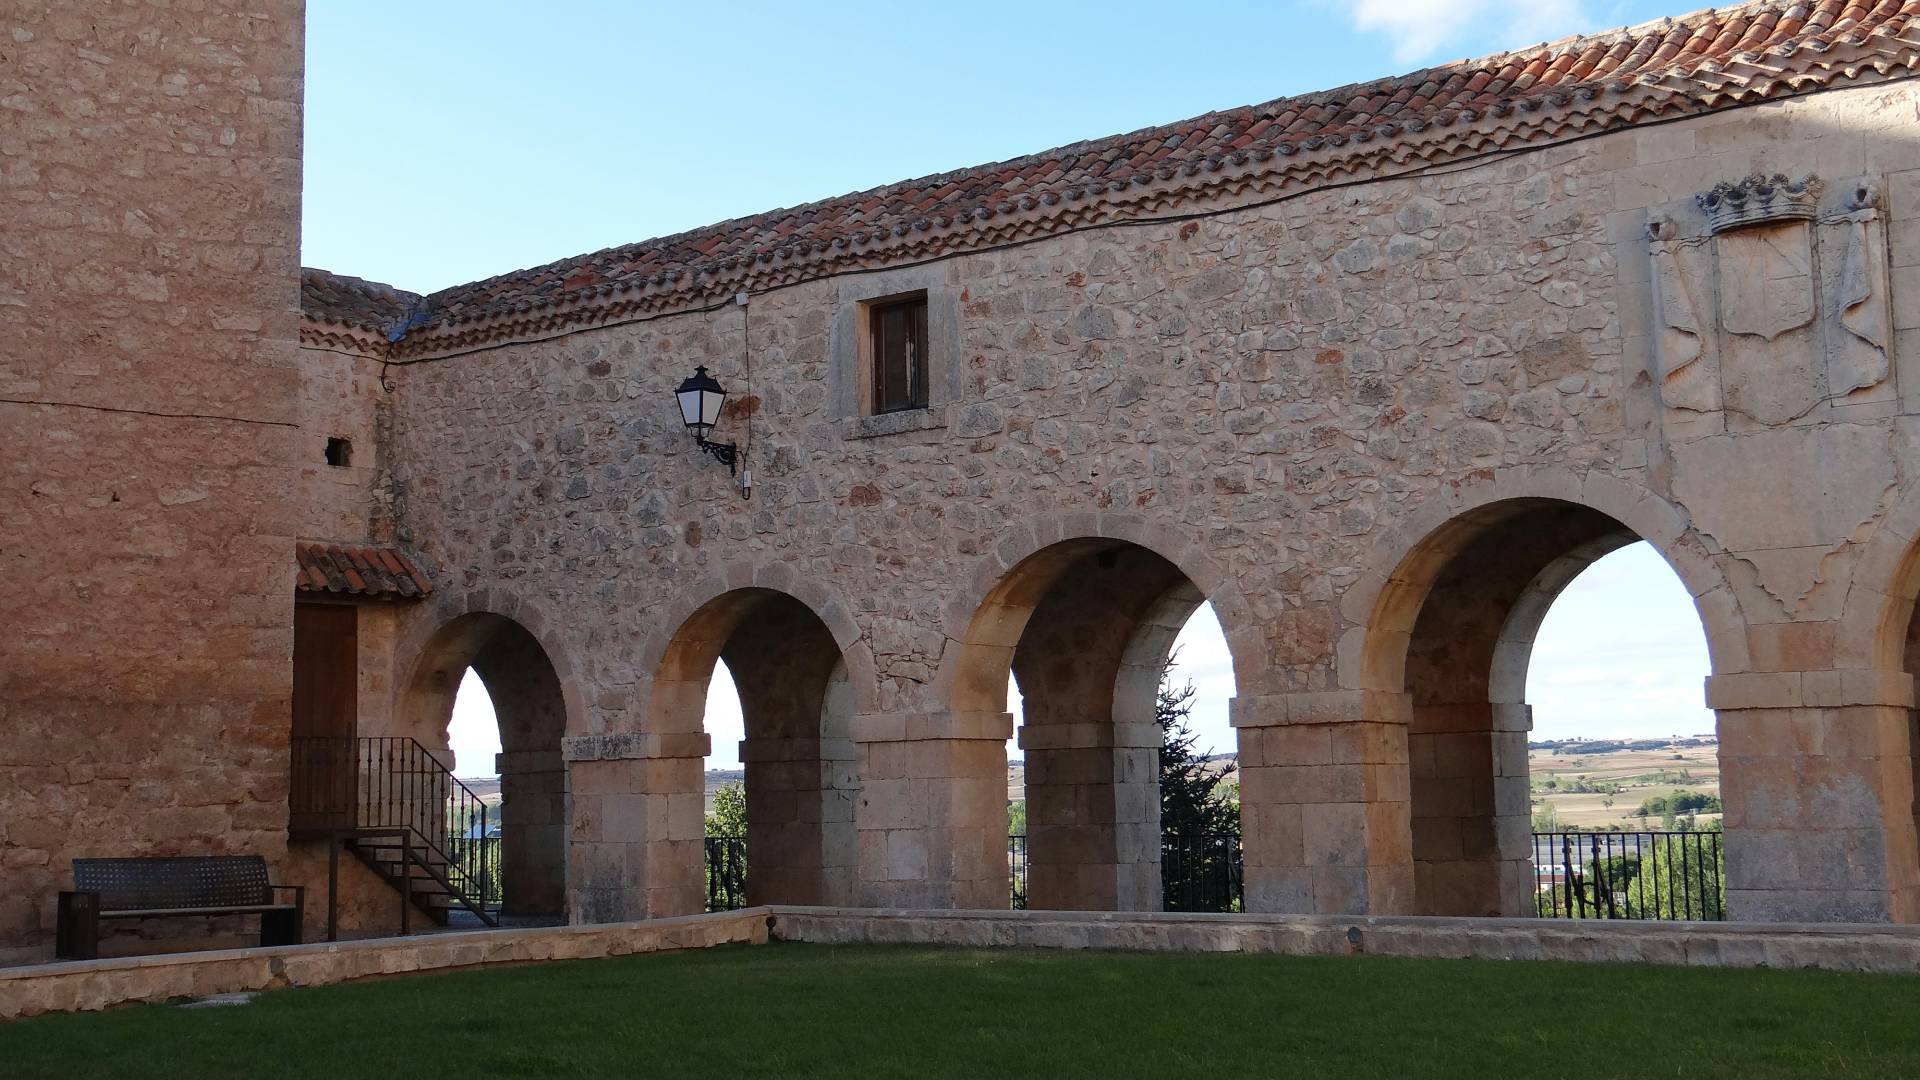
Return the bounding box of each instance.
[290,736,500,935]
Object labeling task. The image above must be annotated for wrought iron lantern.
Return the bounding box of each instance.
[674,365,737,474]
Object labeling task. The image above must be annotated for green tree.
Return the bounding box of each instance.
[1158,666,1241,912]
[705,780,747,838]
[1158,676,1238,837]
[1008,799,1027,836]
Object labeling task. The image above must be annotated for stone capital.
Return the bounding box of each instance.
[1230,691,1403,728]
[850,710,1013,744]
[1017,721,1161,751]
[495,749,565,773]
[738,735,856,762]
[561,732,712,762]
[1706,668,1915,711]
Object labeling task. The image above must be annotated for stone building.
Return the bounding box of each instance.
[6,0,1920,961]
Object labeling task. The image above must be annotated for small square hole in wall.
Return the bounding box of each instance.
[324,437,352,468]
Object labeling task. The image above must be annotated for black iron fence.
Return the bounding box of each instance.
[705,836,748,912]
[446,834,502,911]
[1162,833,1243,912]
[1005,833,1244,911]
[1532,830,1725,921]
[1009,834,1028,910]
[696,830,1721,920]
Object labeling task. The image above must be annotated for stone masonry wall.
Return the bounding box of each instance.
[383,78,1920,925]
[0,2,306,961]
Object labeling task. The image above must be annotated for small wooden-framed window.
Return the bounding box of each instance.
[870,293,929,414]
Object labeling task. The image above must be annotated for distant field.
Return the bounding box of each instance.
[1529,739,1720,829]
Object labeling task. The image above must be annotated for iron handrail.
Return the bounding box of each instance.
[291,736,496,914]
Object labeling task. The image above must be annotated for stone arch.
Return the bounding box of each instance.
[634,560,880,731]
[937,512,1261,707]
[1345,468,1747,693]
[638,576,863,909]
[396,600,577,919]
[942,516,1252,912]
[1839,479,1920,923]
[1350,470,1739,917]
[396,590,588,746]
[1839,477,1920,677]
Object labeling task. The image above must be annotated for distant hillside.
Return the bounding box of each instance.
[1529,736,1717,755]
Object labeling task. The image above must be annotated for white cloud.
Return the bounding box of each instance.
[1345,0,1595,65]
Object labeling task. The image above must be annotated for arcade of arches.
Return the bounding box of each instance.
[17,0,1920,961]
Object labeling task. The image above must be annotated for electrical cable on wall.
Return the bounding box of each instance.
[737,290,753,500]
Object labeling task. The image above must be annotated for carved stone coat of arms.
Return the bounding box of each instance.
[1647,172,1894,429]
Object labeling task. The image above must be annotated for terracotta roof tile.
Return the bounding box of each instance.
[299,269,423,338]
[300,0,1920,358]
[295,542,431,600]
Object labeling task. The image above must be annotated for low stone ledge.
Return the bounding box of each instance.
[16,907,1920,1022]
[0,910,768,1021]
[763,907,1920,974]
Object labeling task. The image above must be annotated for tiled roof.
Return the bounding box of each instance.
[295,542,432,599]
[299,268,423,343]
[300,0,1920,358]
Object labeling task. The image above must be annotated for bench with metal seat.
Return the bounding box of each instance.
[55,855,305,961]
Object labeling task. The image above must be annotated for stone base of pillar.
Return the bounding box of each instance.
[740,734,858,907]
[1233,692,1414,916]
[561,732,710,922]
[853,710,1012,910]
[1711,672,1920,923]
[496,749,567,917]
[1021,722,1160,911]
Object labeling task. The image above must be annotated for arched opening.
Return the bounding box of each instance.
[1367,498,1722,918]
[958,537,1240,912]
[402,613,569,920]
[1885,545,1920,922]
[651,588,856,908]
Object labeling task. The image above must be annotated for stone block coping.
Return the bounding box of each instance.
[9,906,1920,1020]
[0,910,768,1021]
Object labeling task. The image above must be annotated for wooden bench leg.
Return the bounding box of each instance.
[56,891,100,961]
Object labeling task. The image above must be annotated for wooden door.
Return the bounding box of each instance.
[291,603,358,831]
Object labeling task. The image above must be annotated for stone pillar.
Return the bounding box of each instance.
[740,734,858,906]
[853,710,1011,909]
[1020,721,1160,911]
[1406,701,1534,916]
[496,748,567,916]
[1712,671,1920,922]
[1232,692,1414,915]
[561,732,709,923]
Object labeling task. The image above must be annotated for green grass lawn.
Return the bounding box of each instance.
[6,942,1920,1078]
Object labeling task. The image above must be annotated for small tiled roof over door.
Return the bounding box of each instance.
[295,542,433,599]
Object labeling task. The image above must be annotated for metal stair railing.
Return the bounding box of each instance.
[291,736,500,932]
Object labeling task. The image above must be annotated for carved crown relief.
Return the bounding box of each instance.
[1646,173,1895,433]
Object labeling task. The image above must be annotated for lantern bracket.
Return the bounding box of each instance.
[695,436,737,475]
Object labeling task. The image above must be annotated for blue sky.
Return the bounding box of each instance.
[296,1,1716,772]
